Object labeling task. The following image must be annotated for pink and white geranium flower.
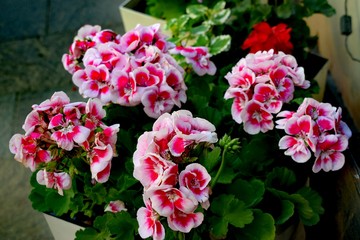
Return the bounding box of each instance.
[278,115,316,163]
[9,91,120,194]
[312,134,348,173]
[137,200,165,240]
[63,24,215,119]
[133,153,178,189]
[170,46,216,76]
[133,110,216,239]
[277,97,351,172]
[146,187,198,217]
[105,200,127,213]
[179,163,211,206]
[224,49,310,134]
[36,170,72,196]
[167,208,204,233]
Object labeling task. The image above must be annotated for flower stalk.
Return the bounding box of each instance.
[211,134,240,189]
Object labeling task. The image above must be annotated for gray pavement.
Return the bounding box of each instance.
[0,1,125,239]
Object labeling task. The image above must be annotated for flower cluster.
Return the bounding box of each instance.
[277,97,352,173]
[241,22,293,54]
[8,18,353,240]
[224,49,309,135]
[62,23,187,118]
[62,24,215,119]
[9,91,119,195]
[133,110,218,239]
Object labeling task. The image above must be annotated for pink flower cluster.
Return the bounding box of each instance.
[62,24,188,118]
[133,110,218,239]
[9,92,119,195]
[276,98,352,173]
[224,49,310,134]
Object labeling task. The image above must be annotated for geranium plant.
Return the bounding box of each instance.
[9,20,352,240]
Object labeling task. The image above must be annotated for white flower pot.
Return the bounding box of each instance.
[119,0,171,35]
[43,213,84,240]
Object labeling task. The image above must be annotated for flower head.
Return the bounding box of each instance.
[277,98,351,172]
[9,91,120,194]
[225,50,309,134]
[242,22,293,54]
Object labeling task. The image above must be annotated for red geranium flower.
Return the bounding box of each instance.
[242,22,293,54]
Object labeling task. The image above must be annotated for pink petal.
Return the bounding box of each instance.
[82,80,100,98]
[105,200,127,213]
[22,111,41,134]
[51,131,74,151]
[72,125,91,144]
[167,209,204,233]
[168,136,188,157]
[48,113,64,129]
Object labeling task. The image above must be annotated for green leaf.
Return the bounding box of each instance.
[211,194,254,228]
[228,179,265,207]
[107,212,137,240]
[265,167,297,190]
[227,199,254,228]
[84,183,107,205]
[295,187,324,226]
[75,228,104,240]
[275,3,293,19]
[276,200,295,225]
[210,9,231,25]
[213,1,226,11]
[217,166,238,184]
[29,187,50,213]
[268,186,324,226]
[147,0,186,20]
[236,210,276,240]
[209,216,229,238]
[190,24,211,35]
[186,5,208,19]
[46,190,73,216]
[303,0,336,17]
[199,146,221,173]
[193,34,209,47]
[209,35,231,55]
[237,134,275,176]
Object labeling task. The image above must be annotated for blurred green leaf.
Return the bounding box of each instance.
[186,4,208,19]
[209,35,231,55]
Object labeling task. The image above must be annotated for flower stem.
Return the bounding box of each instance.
[177,232,185,240]
[211,145,228,189]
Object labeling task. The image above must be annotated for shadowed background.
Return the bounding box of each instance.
[0,1,125,239]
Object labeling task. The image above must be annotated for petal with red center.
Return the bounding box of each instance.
[133,154,167,188]
[119,30,140,52]
[72,125,91,144]
[168,136,187,157]
[279,135,298,150]
[82,80,100,98]
[284,117,301,135]
[51,131,74,151]
[317,116,335,131]
[48,113,64,129]
[298,115,313,134]
[36,149,51,163]
[22,111,42,133]
[291,148,311,163]
[167,209,204,233]
[54,172,72,195]
[94,162,111,183]
[179,163,211,203]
